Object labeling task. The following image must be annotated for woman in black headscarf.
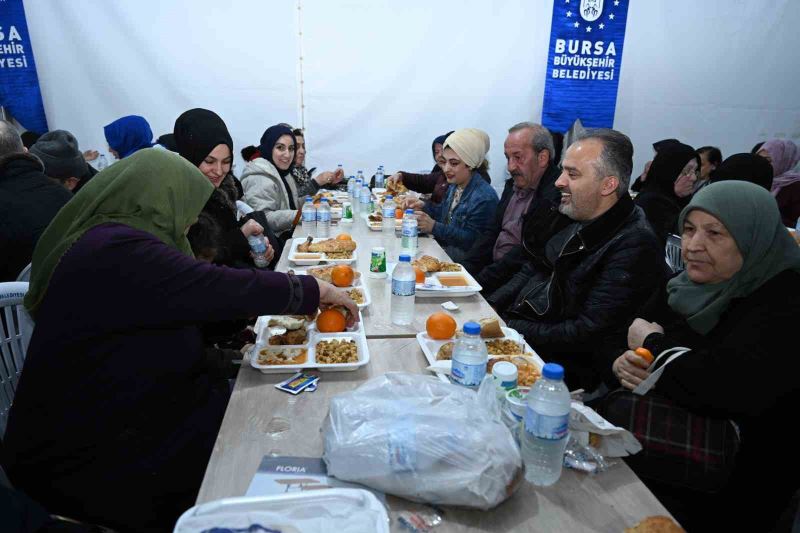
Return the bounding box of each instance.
[710,153,774,191]
[174,108,279,268]
[630,138,682,193]
[634,142,700,244]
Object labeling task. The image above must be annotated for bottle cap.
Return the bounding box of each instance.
[492,361,518,381]
[321,198,328,203]
[305,196,312,202]
[542,363,564,381]
[399,254,411,262]
[386,195,393,200]
[405,209,414,214]
[463,321,481,335]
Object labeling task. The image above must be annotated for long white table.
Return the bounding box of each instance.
[197,211,676,531]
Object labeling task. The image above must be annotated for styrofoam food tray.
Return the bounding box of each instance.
[416,326,545,382]
[416,264,482,298]
[288,238,358,265]
[250,330,369,373]
[174,488,389,533]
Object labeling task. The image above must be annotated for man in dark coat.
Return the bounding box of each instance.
[467,122,561,276]
[0,120,72,281]
[485,128,668,390]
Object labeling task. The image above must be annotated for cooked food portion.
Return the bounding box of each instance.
[368,212,383,222]
[297,236,357,253]
[487,356,541,386]
[324,251,354,260]
[438,275,469,287]
[268,316,306,330]
[387,180,408,195]
[479,318,504,339]
[439,262,462,272]
[315,339,359,364]
[292,253,323,260]
[347,288,365,305]
[412,255,441,273]
[436,341,455,361]
[486,339,525,356]
[307,265,361,284]
[268,326,308,346]
[257,347,308,366]
[624,516,685,533]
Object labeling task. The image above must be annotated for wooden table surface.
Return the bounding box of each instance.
[197,338,673,532]
[196,209,674,531]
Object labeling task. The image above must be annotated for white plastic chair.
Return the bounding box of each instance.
[15,263,31,282]
[665,234,684,273]
[236,200,254,220]
[0,282,33,437]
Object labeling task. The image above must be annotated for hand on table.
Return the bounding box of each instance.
[613,350,652,390]
[317,280,359,328]
[627,318,663,350]
[414,210,435,233]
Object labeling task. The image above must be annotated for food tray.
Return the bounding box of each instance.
[249,331,370,374]
[416,326,545,383]
[254,315,314,346]
[288,237,358,265]
[410,263,482,298]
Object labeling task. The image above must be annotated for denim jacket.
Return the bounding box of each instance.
[424,171,499,263]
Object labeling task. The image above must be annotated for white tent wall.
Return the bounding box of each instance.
[22,0,800,190]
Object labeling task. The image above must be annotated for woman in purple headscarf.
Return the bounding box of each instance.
[757,139,800,226]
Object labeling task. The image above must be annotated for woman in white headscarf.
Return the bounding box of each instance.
[409,128,499,263]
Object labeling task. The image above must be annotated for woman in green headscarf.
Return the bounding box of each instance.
[609,181,800,531]
[5,149,357,531]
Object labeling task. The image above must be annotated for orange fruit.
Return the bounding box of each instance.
[413,266,425,284]
[395,208,404,219]
[336,233,352,241]
[331,265,355,287]
[634,347,654,364]
[426,312,457,340]
[317,309,346,332]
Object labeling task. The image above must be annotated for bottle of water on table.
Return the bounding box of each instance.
[347,175,356,196]
[522,362,571,486]
[301,196,316,237]
[375,165,385,188]
[390,254,415,325]
[316,197,331,238]
[357,170,365,187]
[247,235,269,268]
[382,195,396,234]
[450,322,488,388]
[360,184,372,214]
[401,209,418,255]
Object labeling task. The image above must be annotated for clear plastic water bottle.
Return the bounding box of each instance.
[247,235,269,268]
[96,154,108,171]
[390,254,415,325]
[357,170,365,186]
[521,363,571,486]
[375,166,385,189]
[450,322,488,388]
[347,175,356,196]
[353,177,363,202]
[401,209,418,255]
[316,197,331,238]
[360,183,372,214]
[337,163,345,179]
[382,195,396,235]
[301,196,316,236]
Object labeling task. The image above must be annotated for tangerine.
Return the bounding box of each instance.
[426,312,457,340]
[331,265,355,287]
[336,233,352,241]
[395,208,404,219]
[413,266,425,284]
[317,309,346,333]
[634,347,654,364]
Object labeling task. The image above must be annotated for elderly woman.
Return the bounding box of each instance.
[103,114,154,159]
[407,128,499,263]
[757,139,800,226]
[610,181,800,532]
[174,108,279,268]
[633,142,700,244]
[3,150,357,531]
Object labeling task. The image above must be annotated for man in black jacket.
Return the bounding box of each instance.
[486,128,667,390]
[0,121,73,281]
[463,122,561,275]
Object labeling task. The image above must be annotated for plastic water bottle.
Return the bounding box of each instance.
[375,166,385,189]
[382,195,396,235]
[401,209,418,255]
[316,198,331,238]
[347,175,356,196]
[360,183,372,214]
[337,163,344,179]
[96,154,108,171]
[390,254,415,325]
[301,196,316,236]
[247,235,269,268]
[521,363,571,486]
[357,170,365,186]
[450,322,488,388]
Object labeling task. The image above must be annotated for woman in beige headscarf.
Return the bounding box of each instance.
[409,128,499,263]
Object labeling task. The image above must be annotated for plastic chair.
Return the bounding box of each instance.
[15,263,31,282]
[0,282,33,437]
[665,234,684,273]
[236,200,254,220]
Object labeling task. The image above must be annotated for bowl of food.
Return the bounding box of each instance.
[506,386,531,421]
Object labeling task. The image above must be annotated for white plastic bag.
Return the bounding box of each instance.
[322,372,523,510]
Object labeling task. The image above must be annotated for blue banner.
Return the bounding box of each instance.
[0,0,48,132]
[542,0,630,133]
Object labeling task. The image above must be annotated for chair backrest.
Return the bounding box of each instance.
[0,282,33,437]
[665,234,684,273]
[236,200,254,220]
[15,263,31,282]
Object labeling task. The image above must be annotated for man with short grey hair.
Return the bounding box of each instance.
[462,121,562,275]
[485,128,667,390]
[0,120,73,281]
